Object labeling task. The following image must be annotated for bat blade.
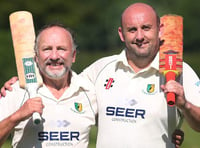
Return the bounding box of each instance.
[159,14,183,106]
[9,11,42,88]
[9,11,42,124]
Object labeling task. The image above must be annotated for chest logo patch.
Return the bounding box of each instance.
[142,83,157,95]
[104,78,114,89]
[74,102,83,112]
[195,81,200,87]
[71,102,85,114]
[147,84,155,93]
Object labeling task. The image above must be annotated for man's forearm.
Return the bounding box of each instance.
[182,101,200,132]
[0,112,20,146]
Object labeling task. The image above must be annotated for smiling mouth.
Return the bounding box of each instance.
[47,62,63,66]
[134,41,148,47]
[135,42,145,47]
[135,42,142,47]
[46,62,65,70]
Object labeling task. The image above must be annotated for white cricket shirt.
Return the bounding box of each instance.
[0,72,97,148]
[82,50,200,148]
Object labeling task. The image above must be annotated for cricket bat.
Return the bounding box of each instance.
[9,11,43,124]
[159,14,183,106]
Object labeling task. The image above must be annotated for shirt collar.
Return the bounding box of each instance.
[70,71,92,91]
[149,52,159,71]
[115,49,159,73]
[62,71,94,99]
[115,49,132,71]
[38,71,93,100]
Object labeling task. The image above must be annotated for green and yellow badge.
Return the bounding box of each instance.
[74,102,83,112]
[147,84,155,93]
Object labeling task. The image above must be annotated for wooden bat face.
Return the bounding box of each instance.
[9,11,42,88]
[159,15,183,75]
[159,14,183,106]
[9,11,43,124]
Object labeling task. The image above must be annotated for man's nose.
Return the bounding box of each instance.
[136,29,144,42]
[49,49,60,60]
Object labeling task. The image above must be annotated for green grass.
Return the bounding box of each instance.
[181,121,200,148]
[89,126,97,148]
[2,138,11,148]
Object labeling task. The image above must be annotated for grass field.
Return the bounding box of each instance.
[2,51,200,148]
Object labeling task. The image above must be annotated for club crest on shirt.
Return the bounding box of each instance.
[71,102,85,114]
[104,78,114,89]
[75,102,82,112]
[195,81,200,94]
[195,81,200,87]
[142,84,157,95]
[147,84,155,93]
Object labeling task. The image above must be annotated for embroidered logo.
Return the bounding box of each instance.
[71,102,85,114]
[142,83,157,95]
[104,78,114,89]
[195,81,200,87]
[74,102,83,112]
[147,84,155,93]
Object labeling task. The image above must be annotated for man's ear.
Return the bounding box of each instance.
[34,52,37,61]
[159,23,164,38]
[34,52,39,64]
[159,23,165,46]
[72,50,76,63]
[118,27,125,42]
[34,54,40,69]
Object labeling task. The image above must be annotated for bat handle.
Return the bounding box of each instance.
[28,85,42,125]
[32,112,41,125]
[166,71,176,106]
